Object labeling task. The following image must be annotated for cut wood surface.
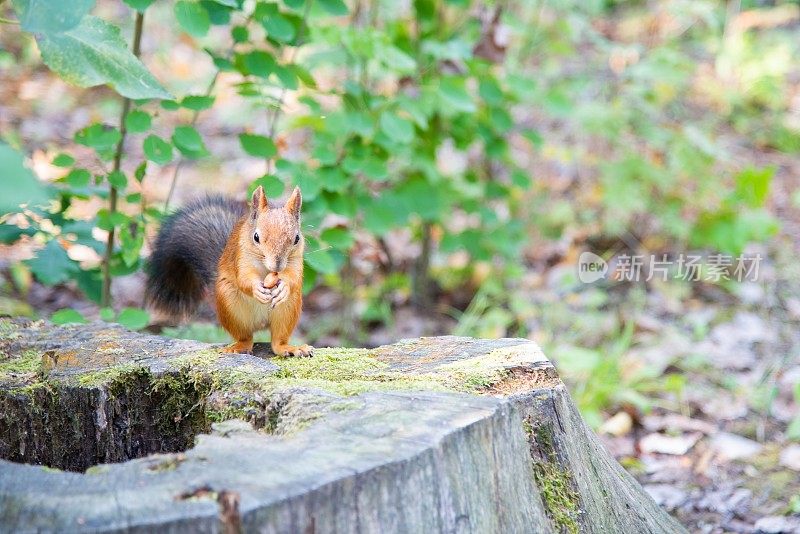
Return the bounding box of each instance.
[0,318,686,533]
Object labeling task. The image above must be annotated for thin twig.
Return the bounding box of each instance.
[263,0,313,174]
[163,72,219,212]
[102,11,145,308]
[164,10,256,211]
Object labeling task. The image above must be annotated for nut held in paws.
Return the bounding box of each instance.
[264,272,280,289]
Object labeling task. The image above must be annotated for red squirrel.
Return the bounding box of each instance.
[146,186,313,357]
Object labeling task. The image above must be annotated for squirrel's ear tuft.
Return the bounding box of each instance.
[285,186,302,219]
[251,185,268,218]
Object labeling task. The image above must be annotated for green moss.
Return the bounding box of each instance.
[0,348,41,380]
[85,465,110,475]
[39,465,62,473]
[198,346,518,432]
[9,379,55,397]
[146,454,186,472]
[151,367,213,434]
[523,417,581,533]
[76,363,143,388]
[0,318,20,339]
[533,461,581,534]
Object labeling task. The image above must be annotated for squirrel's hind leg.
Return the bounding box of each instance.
[269,294,314,357]
[216,284,256,354]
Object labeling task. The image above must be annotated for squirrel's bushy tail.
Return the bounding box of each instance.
[146,195,245,320]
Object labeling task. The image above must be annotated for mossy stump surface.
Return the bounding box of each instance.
[0,318,684,533]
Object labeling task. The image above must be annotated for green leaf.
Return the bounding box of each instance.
[379,111,414,144]
[52,153,75,167]
[511,169,531,190]
[249,175,284,198]
[478,78,503,105]
[361,157,388,181]
[97,209,129,231]
[0,143,48,213]
[263,13,296,42]
[210,54,235,72]
[143,134,173,165]
[320,227,353,249]
[734,166,774,208]
[51,308,87,325]
[13,0,94,33]
[231,25,249,43]
[134,161,147,182]
[161,99,181,110]
[274,65,298,89]
[26,240,74,286]
[438,77,475,113]
[36,16,171,100]
[242,50,276,77]
[172,125,207,158]
[124,110,151,133]
[175,0,210,37]
[117,308,150,330]
[294,170,321,201]
[304,250,337,274]
[64,168,90,187]
[283,0,304,8]
[99,307,115,321]
[120,223,144,266]
[122,0,155,11]
[74,123,121,151]
[201,0,232,25]
[0,224,34,244]
[107,171,128,189]
[382,46,416,73]
[317,0,348,15]
[396,176,443,221]
[239,133,277,158]
[180,95,215,112]
[291,64,317,88]
[489,107,513,133]
[319,166,348,192]
[362,196,400,236]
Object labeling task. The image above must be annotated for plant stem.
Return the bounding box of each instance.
[164,9,259,211]
[264,0,313,175]
[101,11,145,308]
[163,72,219,212]
[0,17,18,24]
[411,220,433,310]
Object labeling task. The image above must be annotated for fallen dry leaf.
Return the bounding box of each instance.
[640,432,702,455]
[599,411,633,437]
[778,444,800,471]
[708,432,763,462]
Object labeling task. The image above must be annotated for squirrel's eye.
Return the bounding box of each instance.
[294,234,300,245]
[253,232,260,244]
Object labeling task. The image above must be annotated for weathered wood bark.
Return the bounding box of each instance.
[0,318,685,533]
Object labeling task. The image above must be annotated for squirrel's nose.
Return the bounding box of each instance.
[264,257,286,273]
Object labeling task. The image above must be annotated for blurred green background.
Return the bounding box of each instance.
[1,0,800,528]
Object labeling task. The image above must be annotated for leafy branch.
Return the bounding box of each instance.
[101,10,145,307]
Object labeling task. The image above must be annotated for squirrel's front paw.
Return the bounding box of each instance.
[269,279,290,308]
[252,281,273,305]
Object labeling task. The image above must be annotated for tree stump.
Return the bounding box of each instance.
[0,318,685,533]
